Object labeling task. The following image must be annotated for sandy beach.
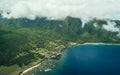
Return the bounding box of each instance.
[20,63,41,75]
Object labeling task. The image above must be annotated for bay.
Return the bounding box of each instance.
[25,44,120,75]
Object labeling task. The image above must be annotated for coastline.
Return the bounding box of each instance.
[19,46,67,75]
[19,43,120,75]
[78,43,120,46]
[20,63,41,75]
[19,42,75,75]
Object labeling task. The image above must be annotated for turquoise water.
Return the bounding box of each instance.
[26,44,120,75]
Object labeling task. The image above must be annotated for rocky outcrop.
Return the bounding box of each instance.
[62,16,82,34]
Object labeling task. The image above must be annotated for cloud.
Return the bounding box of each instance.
[0,0,120,20]
[103,21,119,32]
[102,20,120,38]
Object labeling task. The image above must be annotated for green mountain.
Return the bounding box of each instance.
[0,16,120,75]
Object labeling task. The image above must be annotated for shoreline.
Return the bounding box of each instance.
[20,63,41,75]
[20,58,47,75]
[19,45,66,75]
[78,43,120,46]
[19,43,120,75]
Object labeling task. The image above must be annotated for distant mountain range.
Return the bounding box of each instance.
[0,16,120,33]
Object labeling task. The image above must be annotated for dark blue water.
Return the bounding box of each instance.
[28,44,120,75]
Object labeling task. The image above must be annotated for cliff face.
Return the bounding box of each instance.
[0,16,120,35]
[62,16,82,34]
[1,16,120,36]
[0,16,83,34]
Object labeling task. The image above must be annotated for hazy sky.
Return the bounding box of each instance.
[0,0,120,20]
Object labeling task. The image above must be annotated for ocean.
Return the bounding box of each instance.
[25,44,120,75]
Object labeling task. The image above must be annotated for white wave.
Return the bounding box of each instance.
[77,43,120,46]
[44,68,52,72]
[20,63,41,75]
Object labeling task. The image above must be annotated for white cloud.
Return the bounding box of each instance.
[103,21,119,32]
[0,0,120,20]
[102,20,120,38]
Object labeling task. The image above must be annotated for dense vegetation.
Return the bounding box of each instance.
[0,16,120,75]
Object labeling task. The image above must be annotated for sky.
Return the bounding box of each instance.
[0,0,120,20]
